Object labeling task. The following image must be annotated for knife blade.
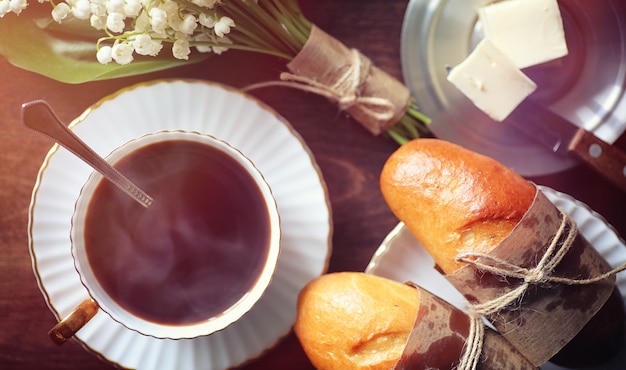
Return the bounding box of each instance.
[507,100,626,192]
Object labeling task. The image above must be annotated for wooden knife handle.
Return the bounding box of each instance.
[568,128,626,193]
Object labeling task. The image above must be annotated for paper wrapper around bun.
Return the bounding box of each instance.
[394,283,537,370]
[446,188,615,366]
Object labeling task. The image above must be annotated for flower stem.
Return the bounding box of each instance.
[386,102,432,145]
[221,0,310,59]
[221,0,430,145]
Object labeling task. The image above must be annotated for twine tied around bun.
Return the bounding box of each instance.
[457,312,485,370]
[456,210,626,316]
[452,209,626,369]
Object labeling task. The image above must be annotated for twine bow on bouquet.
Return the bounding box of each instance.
[0,0,430,143]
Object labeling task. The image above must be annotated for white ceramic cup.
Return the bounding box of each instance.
[65,130,281,340]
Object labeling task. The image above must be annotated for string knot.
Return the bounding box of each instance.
[456,209,626,317]
[447,202,626,369]
[277,48,396,122]
[524,268,548,284]
[243,49,396,126]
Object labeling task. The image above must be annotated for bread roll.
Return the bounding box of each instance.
[295,272,418,370]
[379,138,624,367]
[295,272,538,370]
[380,138,536,274]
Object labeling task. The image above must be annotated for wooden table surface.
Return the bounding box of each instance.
[1,0,625,369]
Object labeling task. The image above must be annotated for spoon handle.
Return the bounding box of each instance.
[48,299,98,345]
[21,100,153,208]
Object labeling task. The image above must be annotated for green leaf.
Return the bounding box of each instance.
[0,13,207,84]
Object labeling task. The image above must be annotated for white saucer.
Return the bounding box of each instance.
[401,0,626,176]
[28,79,333,370]
[367,186,626,369]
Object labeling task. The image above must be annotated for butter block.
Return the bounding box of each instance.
[447,39,537,121]
[479,0,568,69]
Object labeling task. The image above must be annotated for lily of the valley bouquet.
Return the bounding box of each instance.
[0,0,430,142]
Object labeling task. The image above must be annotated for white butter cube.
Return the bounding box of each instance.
[479,0,568,69]
[447,39,537,121]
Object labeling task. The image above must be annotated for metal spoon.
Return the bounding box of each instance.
[21,100,153,208]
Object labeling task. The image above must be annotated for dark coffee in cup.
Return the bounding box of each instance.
[83,139,270,325]
[71,131,281,338]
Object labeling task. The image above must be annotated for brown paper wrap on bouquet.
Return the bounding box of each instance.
[446,189,616,366]
[286,25,411,135]
[394,284,536,370]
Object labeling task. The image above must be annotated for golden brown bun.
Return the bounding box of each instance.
[294,272,418,370]
[380,138,536,274]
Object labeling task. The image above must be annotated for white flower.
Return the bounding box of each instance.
[96,45,113,64]
[190,0,218,9]
[132,33,163,56]
[214,16,234,37]
[193,33,212,53]
[134,11,150,32]
[123,0,141,17]
[105,0,124,14]
[90,14,107,29]
[0,0,11,17]
[106,11,125,33]
[179,14,197,35]
[172,33,190,60]
[163,1,183,31]
[212,35,232,55]
[161,0,178,13]
[198,13,215,28]
[90,0,106,16]
[149,7,167,35]
[111,42,134,64]
[9,0,28,14]
[51,3,71,22]
[71,0,92,20]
